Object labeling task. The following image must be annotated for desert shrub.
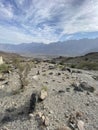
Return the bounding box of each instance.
[41,86,48,91]
[59,61,64,65]
[12,58,20,68]
[0,64,10,73]
[77,61,98,70]
[12,58,32,89]
[84,57,89,61]
[70,64,76,68]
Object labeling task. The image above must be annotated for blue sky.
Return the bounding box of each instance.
[0,0,98,44]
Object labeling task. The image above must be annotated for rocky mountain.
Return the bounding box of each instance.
[0,38,98,56]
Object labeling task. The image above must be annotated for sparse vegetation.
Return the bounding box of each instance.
[70,64,76,68]
[77,61,98,70]
[0,63,10,73]
[12,58,32,90]
[41,86,48,91]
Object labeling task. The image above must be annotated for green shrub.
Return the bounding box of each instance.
[0,64,9,73]
[70,64,76,68]
[41,86,48,91]
[77,61,98,70]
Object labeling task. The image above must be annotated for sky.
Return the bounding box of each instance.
[0,0,98,44]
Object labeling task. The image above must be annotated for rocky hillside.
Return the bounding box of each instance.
[0,53,98,130]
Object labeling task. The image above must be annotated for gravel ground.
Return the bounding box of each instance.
[0,62,98,130]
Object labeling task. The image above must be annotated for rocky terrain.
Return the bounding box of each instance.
[0,53,98,130]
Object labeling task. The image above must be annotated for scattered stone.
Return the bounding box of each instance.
[57,72,61,76]
[72,70,82,74]
[49,72,53,75]
[92,75,98,81]
[72,82,95,93]
[36,112,49,127]
[61,67,66,71]
[44,117,49,126]
[79,82,95,92]
[76,111,84,120]
[37,112,43,118]
[72,82,83,92]
[1,126,9,130]
[29,113,34,118]
[58,90,65,94]
[52,80,55,82]
[1,115,12,123]
[68,114,77,130]
[66,68,72,73]
[37,70,40,75]
[77,120,85,130]
[49,110,54,114]
[39,89,48,101]
[56,126,71,130]
[66,88,70,92]
[48,65,55,70]
[32,75,39,80]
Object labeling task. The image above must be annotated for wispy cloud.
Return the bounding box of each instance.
[0,0,98,44]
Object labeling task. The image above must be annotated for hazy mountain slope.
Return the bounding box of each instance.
[0,38,98,56]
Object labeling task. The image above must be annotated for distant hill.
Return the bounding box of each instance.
[0,38,98,56]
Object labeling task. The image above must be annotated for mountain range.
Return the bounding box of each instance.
[0,38,98,56]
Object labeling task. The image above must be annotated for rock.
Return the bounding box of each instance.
[44,117,49,126]
[32,75,39,80]
[57,72,61,76]
[72,82,95,93]
[0,56,4,65]
[37,112,43,118]
[72,70,82,74]
[58,90,65,94]
[76,111,84,120]
[92,75,98,81]
[48,65,55,70]
[39,89,48,100]
[80,82,95,92]
[49,110,54,114]
[41,115,45,122]
[49,72,53,75]
[77,120,85,130]
[66,67,72,73]
[1,126,9,130]
[29,113,34,118]
[56,126,71,130]
[36,70,40,75]
[66,88,70,92]
[68,114,77,130]
[72,82,83,92]
[36,112,49,126]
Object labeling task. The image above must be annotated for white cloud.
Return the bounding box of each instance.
[60,0,98,34]
[0,2,13,18]
[0,0,98,44]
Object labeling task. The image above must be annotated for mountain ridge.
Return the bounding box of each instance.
[0,38,98,56]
